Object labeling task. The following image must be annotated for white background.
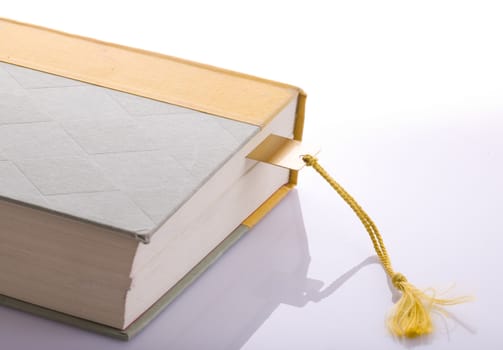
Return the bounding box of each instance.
[1,1,502,349]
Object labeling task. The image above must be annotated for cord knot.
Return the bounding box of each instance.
[392,273,408,291]
[302,154,318,167]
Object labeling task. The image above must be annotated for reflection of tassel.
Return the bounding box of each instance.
[302,154,471,338]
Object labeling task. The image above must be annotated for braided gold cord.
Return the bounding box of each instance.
[302,154,470,337]
[302,154,397,281]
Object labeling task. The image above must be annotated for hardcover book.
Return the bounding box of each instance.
[0,18,306,340]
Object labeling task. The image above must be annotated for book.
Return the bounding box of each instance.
[0,18,306,340]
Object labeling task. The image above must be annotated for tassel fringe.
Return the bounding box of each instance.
[388,273,470,337]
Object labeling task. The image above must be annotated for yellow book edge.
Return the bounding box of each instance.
[0,17,303,127]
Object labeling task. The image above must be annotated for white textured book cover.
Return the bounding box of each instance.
[0,62,259,233]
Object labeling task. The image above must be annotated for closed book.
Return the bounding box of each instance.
[0,18,306,340]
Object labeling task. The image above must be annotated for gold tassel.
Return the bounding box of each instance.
[302,154,470,338]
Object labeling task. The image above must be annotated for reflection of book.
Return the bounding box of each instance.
[0,18,306,339]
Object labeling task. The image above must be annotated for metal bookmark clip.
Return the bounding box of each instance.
[247,134,320,170]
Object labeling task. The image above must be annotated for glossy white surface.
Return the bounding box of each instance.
[1,1,502,349]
